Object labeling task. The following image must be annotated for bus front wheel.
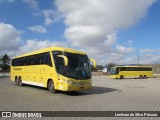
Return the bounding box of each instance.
[120,75,124,79]
[48,80,56,93]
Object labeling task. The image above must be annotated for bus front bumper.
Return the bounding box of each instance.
[110,75,116,79]
[57,80,92,91]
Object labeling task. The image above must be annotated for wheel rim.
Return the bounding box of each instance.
[19,80,22,86]
[50,83,54,90]
[16,78,19,85]
[18,78,22,86]
[49,81,54,91]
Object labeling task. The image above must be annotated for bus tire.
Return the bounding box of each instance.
[143,75,147,79]
[120,75,124,79]
[18,77,23,86]
[139,75,142,79]
[48,80,56,93]
[15,77,19,85]
[15,76,17,82]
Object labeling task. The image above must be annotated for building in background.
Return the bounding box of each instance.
[98,68,108,73]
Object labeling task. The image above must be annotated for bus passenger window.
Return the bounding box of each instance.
[55,57,65,74]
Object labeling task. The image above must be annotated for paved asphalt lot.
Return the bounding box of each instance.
[0,76,160,120]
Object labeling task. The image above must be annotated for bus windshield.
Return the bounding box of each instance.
[52,51,91,80]
[110,67,119,75]
[66,53,91,79]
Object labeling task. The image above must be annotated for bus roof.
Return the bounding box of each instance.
[113,65,152,68]
[13,46,86,59]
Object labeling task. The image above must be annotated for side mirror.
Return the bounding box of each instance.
[90,58,97,68]
[57,55,68,66]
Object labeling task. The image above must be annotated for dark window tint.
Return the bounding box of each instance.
[52,51,65,74]
[11,52,52,66]
[119,67,152,71]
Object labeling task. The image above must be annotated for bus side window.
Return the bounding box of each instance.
[15,59,18,66]
[39,54,44,64]
[34,54,39,65]
[55,57,65,74]
[19,58,22,66]
[30,55,34,65]
[43,52,52,66]
[116,67,119,74]
[13,59,17,66]
[12,59,15,66]
[27,56,31,65]
[23,57,26,66]
[36,54,43,65]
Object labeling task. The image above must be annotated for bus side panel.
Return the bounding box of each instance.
[10,66,15,81]
[10,66,23,82]
[25,66,42,85]
[116,70,153,78]
[41,65,57,88]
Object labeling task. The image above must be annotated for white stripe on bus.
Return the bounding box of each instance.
[22,80,44,87]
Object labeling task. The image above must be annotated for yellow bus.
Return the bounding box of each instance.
[10,47,96,93]
[110,66,153,79]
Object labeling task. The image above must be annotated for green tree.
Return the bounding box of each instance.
[0,54,10,65]
[0,54,11,70]
[106,63,117,73]
[97,65,104,70]
[90,65,97,72]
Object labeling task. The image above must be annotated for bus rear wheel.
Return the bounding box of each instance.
[18,77,23,86]
[120,75,124,79]
[48,80,56,93]
[139,75,142,79]
[16,77,19,85]
[143,75,147,79]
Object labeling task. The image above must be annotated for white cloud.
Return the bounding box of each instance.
[27,25,47,33]
[0,23,21,52]
[0,23,67,58]
[3,39,68,58]
[17,39,68,56]
[55,0,156,65]
[22,0,39,10]
[42,9,62,26]
[116,44,135,54]
[140,54,160,64]
[0,22,159,65]
[140,48,157,53]
[44,18,54,26]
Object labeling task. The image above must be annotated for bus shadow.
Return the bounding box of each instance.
[64,86,119,96]
[112,78,148,80]
[15,84,119,96]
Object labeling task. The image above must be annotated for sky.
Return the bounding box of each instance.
[0,0,160,65]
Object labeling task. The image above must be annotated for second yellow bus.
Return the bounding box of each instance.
[110,66,153,79]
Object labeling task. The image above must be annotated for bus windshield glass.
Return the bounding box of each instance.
[52,51,91,80]
[110,67,119,75]
[66,53,91,79]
